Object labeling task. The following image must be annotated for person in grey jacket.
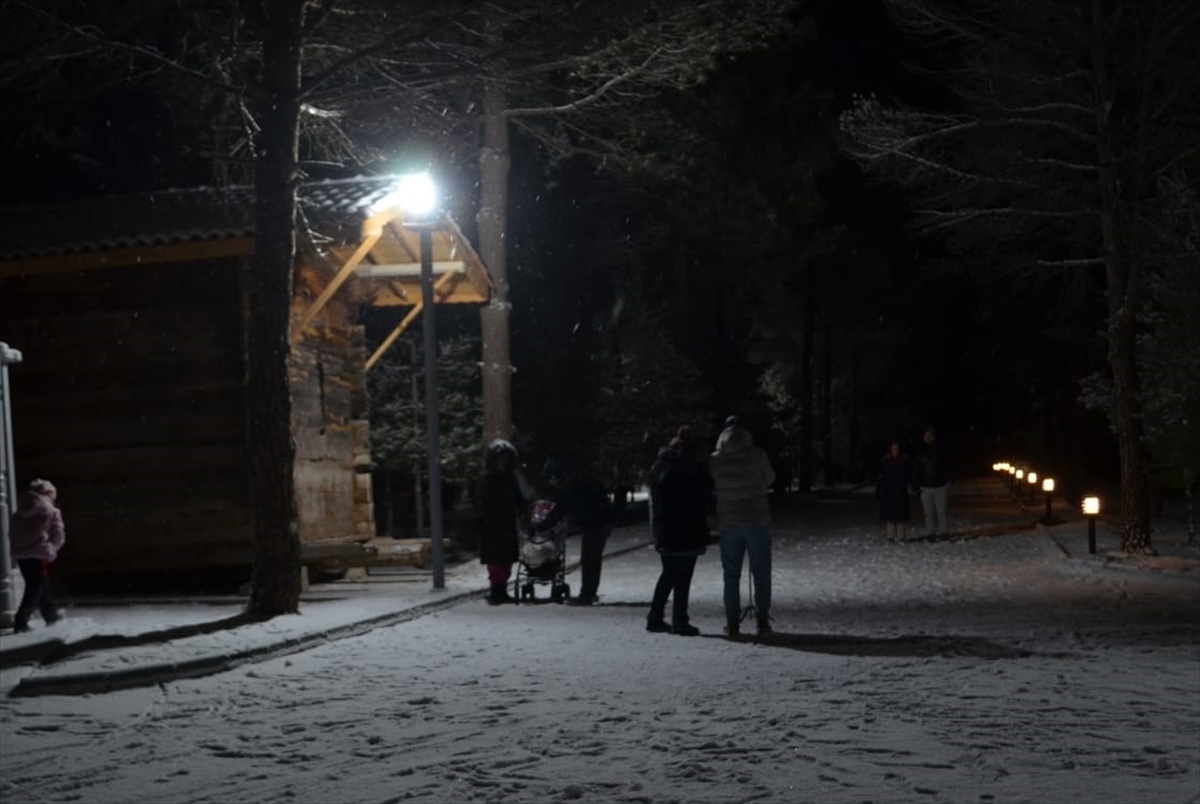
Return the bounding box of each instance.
[709,419,775,637]
[8,478,66,632]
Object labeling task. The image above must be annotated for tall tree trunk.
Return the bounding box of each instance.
[244,0,305,615]
[1089,3,1152,554]
[797,263,815,492]
[478,12,513,444]
[820,321,833,486]
[849,343,861,481]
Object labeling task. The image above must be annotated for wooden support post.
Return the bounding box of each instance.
[364,270,459,370]
[292,231,382,341]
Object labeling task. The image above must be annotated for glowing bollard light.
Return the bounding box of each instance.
[1027,471,1038,503]
[1041,477,1056,525]
[1082,496,1101,554]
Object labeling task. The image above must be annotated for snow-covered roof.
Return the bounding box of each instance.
[0,176,402,261]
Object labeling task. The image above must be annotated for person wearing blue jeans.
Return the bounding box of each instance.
[719,524,772,630]
[709,418,776,637]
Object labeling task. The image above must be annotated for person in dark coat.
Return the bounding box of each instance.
[877,440,912,542]
[8,478,66,632]
[645,426,713,636]
[478,440,526,605]
[911,425,952,537]
[534,458,614,605]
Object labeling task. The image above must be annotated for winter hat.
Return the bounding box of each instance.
[669,425,695,452]
[28,478,56,497]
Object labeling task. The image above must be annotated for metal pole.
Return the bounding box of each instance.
[0,342,24,629]
[1044,492,1053,525]
[419,228,446,589]
[1087,516,1096,554]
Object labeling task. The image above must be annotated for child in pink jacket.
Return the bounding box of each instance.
[9,478,66,632]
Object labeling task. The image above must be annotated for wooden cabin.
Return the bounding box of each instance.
[0,177,491,589]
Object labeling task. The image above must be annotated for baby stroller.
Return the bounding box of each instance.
[514,499,571,604]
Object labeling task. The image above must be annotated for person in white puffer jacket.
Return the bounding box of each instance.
[709,419,775,637]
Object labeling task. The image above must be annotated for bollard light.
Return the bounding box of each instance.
[1041,477,1055,524]
[1027,471,1038,503]
[1082,496,1101,554]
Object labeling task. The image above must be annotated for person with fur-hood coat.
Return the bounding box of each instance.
[8,478,66,632]
[709,419,775,637]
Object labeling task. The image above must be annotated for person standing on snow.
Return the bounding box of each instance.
[534,458,614,605]
[911,425,952,538]
[709,418,776,637]
[877,439,913,542]
[478,440,526,605]
[9,478,66,633]
[645,426,713,636]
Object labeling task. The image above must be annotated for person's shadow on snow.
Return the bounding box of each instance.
[706,631,1055,659]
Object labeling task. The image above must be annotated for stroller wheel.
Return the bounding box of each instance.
[551,586,565,603]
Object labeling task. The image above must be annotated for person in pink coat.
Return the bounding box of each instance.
[8,478,66,632]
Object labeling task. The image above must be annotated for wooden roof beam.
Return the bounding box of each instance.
[355,261,467,278]
[292,230,382,341]
[364,270,459,370]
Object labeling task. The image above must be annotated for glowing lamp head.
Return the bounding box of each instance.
[1042,478,1055,493]
[394,171,438,218]
[1082,496,1100,516]
[1027,472,1037,485]
[1015,469,1024,480]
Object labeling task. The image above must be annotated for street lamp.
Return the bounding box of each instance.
[1,341,23,629]
[1082,496,1101,554]
[1041,477,1055,525]
[395,172,446,590]
[1026,471,1038,503]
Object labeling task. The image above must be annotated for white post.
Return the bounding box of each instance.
[0,342,24,629]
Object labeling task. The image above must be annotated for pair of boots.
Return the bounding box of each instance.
[13,608,62,633]
[487,583,513,605]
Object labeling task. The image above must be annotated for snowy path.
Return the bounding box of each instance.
[2,491,1198,804]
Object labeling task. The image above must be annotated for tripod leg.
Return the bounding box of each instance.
[739,571,756,623]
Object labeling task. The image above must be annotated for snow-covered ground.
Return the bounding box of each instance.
[1,482,1197,804]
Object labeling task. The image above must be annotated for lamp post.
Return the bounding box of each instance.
[1082,496,1100,554]
[1014,469,1024,496]
[1041,477,1055,525]
[1026,471,1038,504]
[396,172,446,590]
[0,342,23,629]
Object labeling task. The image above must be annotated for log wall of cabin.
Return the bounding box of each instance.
[0,257,252,577]
[289,270,374,546]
